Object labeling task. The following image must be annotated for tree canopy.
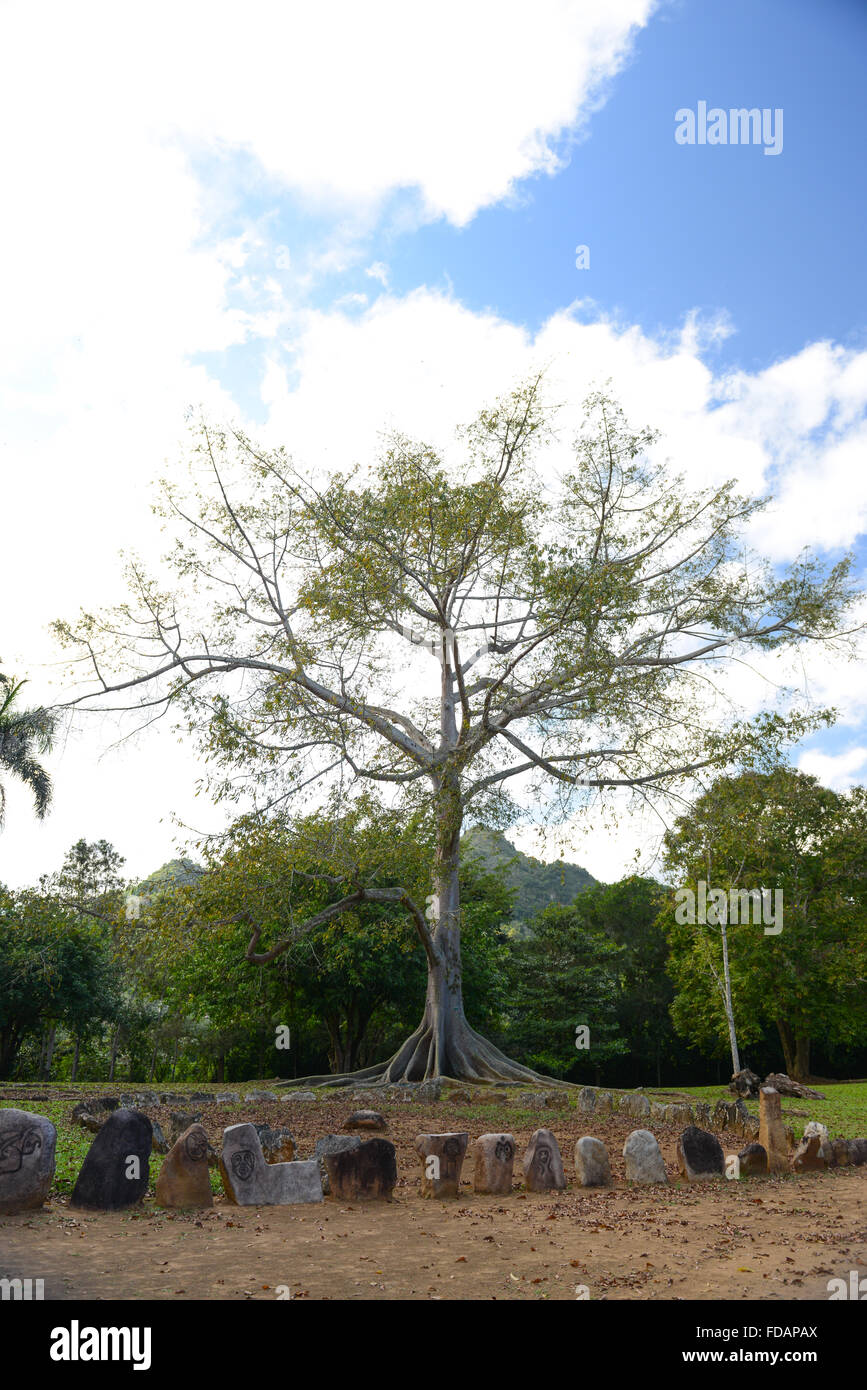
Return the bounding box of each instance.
[52,378,860,1081]
[663,767,867,1080]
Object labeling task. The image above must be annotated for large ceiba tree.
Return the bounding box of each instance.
[54,379,857,1084]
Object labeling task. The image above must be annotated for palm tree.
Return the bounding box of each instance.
[0,669,57,825]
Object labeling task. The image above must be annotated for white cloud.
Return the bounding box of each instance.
[2,1,866,888]
[4,286,864,888]
[797,746,867,791]
[1,0,655,227]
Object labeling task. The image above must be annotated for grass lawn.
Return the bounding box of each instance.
[651,1081,867,1140]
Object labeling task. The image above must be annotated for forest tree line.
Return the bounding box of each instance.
[2,767,865,1087]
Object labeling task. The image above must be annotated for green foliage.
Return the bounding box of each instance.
[571,875,680,1082]
[663,768,867,1077]
[0,670,57,824]
[139,799,517,1076]
[502,901,627,1079]
[0,886,122,1077]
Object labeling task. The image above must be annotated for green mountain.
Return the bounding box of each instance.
[461,827,596,925]
[135,858,205,896]
[136,837,595,928]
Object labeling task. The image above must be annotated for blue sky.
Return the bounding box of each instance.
[199,0,867,380]
[385,0,867,368]
[1,0,866,884]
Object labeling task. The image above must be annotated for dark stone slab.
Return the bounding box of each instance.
[737,1142,768,1176]
[0,1108,56,1214]
[314,1134,361,1194]
[324,1138,397,1200]
[343,1110,387,1131]
[71,1109,152,1210]
[676,1125,725,1180]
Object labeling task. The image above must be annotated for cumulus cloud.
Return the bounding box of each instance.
[4,280,867,885]
[2,0,866,887]
[797,746,867,791]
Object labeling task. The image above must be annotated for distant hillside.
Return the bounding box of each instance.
[135,858,205,896]
[136,838,595,926]
[461,827,596,924]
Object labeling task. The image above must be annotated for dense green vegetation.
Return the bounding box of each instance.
[3,764,866,1087]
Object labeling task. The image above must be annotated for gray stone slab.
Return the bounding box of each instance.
[472,1133,516,1194]
[623,1128,668,1184]
[0,1108,56,1214]
[522,1128,566,1191]
[574,1136,611,1187]
[219,1122,322,1205]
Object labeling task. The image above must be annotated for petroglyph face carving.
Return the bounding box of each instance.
[185,1131,208,1164]
[0,1127,41,1174]
[231,1149,255,1181]
[494,1138,514,1163]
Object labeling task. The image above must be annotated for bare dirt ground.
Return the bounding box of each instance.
[2,1094,865,1301]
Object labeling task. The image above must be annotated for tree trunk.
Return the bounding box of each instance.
[793,1034,810,1082]
[42,1024,57,1080]
[719,922,740,1074]
[0,1025,22,1079]
[108,1025,120,1082]
[285,774,550,1088]
[326,1018,347,1074]
[275,654,561,1091]
[71,1035,81,1082]
[777,1019,795,1076]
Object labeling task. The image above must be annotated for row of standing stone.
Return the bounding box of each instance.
[3,1090,866,1215]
